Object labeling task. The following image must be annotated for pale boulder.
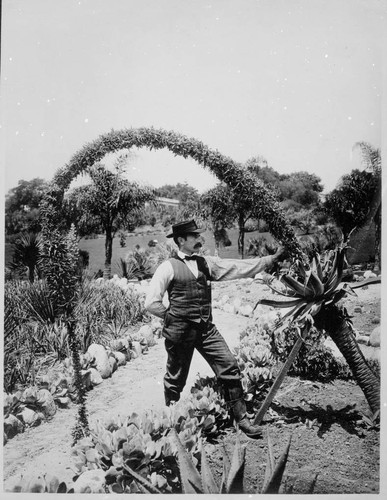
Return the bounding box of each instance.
[37,389,56,418]
[17,407,42,427]
[89,368,103,386]
[368,326,380,348]
[239,304,253,317]
[4,414,24,439]
[73,469,106,493]
[112,351,127,366]
[138,325,156,347]
[87,344,112,379]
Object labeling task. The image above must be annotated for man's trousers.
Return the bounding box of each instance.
[162,314,242,406]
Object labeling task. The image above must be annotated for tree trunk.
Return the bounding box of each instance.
[314,304,380,414]
[238,215,245,259]
[373,207,381,274]
[104,228,113,279]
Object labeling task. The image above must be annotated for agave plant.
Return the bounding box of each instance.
[123,428,295,494]
[254,246,380,416]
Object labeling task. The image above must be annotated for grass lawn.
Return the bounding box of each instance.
[4,227,276,276]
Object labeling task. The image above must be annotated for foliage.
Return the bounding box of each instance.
[278,171,324,206]
[234,325,275,404]
[40,127,302,259]
[272,323,352,381]
[74,278,147,343]
[255,246,381,415]
[5,177,49,235]
[8,232,44,282]
[70,392,224,493]
[156,182,201,220]
[63,159,155,277]
[324,169,377,239]
[126,428,294,494]
[119,247,156,280]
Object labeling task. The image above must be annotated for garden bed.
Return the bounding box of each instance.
[3,279,381,494]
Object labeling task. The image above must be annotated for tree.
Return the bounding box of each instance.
[324,142,381,272]
[64,162,155,278]
[8,232,43,282]
[353,142,381,272]
[278,171,324,206]
[5,178,49,235]
[200,183,236,253]
[245,156,281,194]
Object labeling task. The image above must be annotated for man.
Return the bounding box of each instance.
[145,219,284,439]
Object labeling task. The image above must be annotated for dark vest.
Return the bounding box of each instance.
[167,256,212,322]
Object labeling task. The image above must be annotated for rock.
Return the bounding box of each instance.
[364,270,377,279]
[223,303,236,314]
[87,344,112,378]
[4,414,24,439]
[137,325,156,347]
[132,341,143,357]
[232,298,242,311]
[220,294,230,305]
[239,304,253,317]
[357,335,369,345]
[89,368,103,386]
[368,326,380,347]
[110,339,124,351]
[108,355,118,373]
[17,407,42,427]
[37,389,56,418]
[73,469,106,494]
[112,351,126,366]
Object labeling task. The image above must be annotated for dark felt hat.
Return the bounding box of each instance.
[166,219,205,238]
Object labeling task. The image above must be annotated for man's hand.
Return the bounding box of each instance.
[272,245,285,262]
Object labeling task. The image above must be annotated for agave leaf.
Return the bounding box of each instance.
[220,443,232,493]
[169,428,203,493]
[261,433,292,494]
[256,298,306,309]
[122,463,161,494]
[225,433,246,494]
[323,248,340,284]
[199,439,219,494]
[281,274,315,298]
[311,253,323,281]
[306,270,324,296]
[261,431,275,492]
[349,276,381,290]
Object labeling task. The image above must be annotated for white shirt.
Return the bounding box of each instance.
[144,250,276,319]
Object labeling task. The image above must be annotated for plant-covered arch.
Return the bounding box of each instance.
[40,127,301,257]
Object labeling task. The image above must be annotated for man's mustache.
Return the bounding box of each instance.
[194,242,202,249]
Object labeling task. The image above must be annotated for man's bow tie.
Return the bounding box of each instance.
[185,255,198,261]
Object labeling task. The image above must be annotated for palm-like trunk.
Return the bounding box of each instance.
[315,304,380,414]
[104,227,113,279]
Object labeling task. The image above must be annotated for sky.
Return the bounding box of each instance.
[1,0,385,196]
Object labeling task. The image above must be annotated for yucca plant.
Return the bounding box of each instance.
[254,246,380,418]
[123,428,295,494]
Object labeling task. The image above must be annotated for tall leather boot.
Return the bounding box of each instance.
[228,385,263,439]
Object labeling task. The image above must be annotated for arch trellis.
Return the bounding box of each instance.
[41,126,302,257]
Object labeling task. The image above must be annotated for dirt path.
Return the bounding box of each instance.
[3,310,250,488]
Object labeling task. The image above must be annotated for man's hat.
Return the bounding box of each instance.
[166,219,205,238]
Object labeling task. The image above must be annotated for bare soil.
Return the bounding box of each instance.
[2,280,382,495]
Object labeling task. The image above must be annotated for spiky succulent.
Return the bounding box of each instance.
[255,246,380,328]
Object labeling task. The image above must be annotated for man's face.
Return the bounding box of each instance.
[179,233,203,255]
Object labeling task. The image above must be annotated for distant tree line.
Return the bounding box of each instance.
[5,142,381,275]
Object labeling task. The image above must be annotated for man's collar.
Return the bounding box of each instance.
[178,250,197,260]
